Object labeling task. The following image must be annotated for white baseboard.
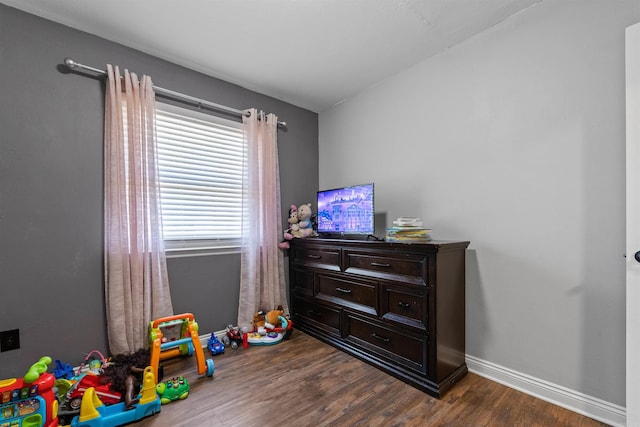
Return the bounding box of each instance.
[466,355,626,427]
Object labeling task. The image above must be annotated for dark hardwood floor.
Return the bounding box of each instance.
[134,330,608,427]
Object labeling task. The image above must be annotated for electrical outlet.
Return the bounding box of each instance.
[0,329,20,352]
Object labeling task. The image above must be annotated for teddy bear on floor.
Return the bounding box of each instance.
[264,305,285,329]
[252,310,267,334]
[252,305,286,334]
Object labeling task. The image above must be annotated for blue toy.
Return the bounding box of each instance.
[207,334,225,355]
[53,359,75,379]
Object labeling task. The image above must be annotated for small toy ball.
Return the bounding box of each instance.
[156,376,190,405]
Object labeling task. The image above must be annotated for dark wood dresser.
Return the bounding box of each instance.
[288,238,470,398]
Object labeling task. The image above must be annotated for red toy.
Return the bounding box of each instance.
[0,356,59,427]
[222,325,245,350]
[65,374,122,411]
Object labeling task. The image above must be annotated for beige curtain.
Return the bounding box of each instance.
[237,109,287,330]
[104,64,173,354]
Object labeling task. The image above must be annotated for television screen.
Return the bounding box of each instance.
[316,183,374,237]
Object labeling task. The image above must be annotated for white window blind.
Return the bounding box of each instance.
[155,102,244,252]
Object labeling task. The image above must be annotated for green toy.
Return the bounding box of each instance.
[23,356,52,383]
[155,376,190,405]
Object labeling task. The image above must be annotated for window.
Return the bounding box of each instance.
[155,102,244,254]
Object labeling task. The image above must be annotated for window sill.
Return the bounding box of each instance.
[164,240,241,258]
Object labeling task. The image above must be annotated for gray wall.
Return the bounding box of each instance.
[319,0,639,407]
[0,5,318,377]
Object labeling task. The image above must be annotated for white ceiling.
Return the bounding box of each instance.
[2,0,541,112]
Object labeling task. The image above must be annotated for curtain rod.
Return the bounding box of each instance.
[63,57,287,129]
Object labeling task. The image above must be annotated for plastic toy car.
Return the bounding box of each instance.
[207,334,225,355]
[225,325,242,342]
[222,325,244,350]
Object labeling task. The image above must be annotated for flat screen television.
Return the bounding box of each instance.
[316,183,375,239]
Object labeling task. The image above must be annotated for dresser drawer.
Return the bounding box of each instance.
[316,273,377,316]
[292,295,341,337]
[344,250,429,286]
[381,285,427,331]
[291,267,314,296]
[292,244,341,271]
[344,312,427,375]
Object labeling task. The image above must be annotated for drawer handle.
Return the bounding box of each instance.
[397,301,411,309]
[307,254,321,259]
[371,333,390,343]
[336,287,352,294]
[307,309,321,316]
[370,262,391,268]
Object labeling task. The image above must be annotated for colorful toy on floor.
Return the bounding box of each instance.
[221,325,244,350]
[59,348,151,421]
[149,316,193,360]
[155,377,189,405]
[149,313,214,381]
[0,356,59,427]
[207,334,224,355]
[247,307,293,346]
[69,367,160,427]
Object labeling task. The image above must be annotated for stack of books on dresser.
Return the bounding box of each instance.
[385,217,432,242]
